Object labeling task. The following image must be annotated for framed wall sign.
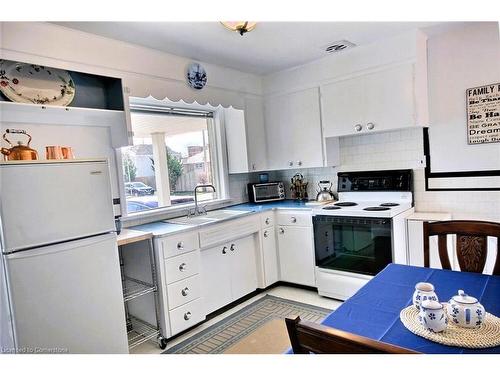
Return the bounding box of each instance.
[466,82,500,145]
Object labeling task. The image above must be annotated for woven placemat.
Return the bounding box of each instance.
[400,306,500,349]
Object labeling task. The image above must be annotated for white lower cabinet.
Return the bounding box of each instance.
[201,234,258,315]
[166,274,202,310]
[200,244,233,314]
[154,230,205,338]
[262,227,279,286]
[169,299,204,336]
[230,235,258,300]
[277,224,316,287]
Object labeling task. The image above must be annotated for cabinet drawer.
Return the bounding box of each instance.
[167,274,201,310]
[261,212,275,228]
[165,251,200,284]
[276,211,311,227]
[169,298,204,336]
[160,232,199,258]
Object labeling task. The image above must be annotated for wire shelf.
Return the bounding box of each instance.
[122,276,156,302]
[127,315,160,349]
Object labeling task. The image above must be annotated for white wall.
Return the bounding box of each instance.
[426,22,500,172]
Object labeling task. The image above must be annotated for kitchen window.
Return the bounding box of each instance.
[120,104,223,215]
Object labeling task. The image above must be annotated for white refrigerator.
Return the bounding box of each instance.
[0,159,128,354]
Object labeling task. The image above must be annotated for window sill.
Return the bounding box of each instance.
[121,198,235,227]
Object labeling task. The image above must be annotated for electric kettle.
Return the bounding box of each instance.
[315,180,336,202]
[1,129,38,161]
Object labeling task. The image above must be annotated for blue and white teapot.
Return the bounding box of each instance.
[446,290,485,329]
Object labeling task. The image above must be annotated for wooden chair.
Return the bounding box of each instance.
[285,316,419,354]
[423,220,500,275]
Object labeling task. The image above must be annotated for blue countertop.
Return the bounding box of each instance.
[129,200,314,237]
[226,200,313,212]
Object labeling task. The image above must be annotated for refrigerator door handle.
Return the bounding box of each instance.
[5,233,117,259]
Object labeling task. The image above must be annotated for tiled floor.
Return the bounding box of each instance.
[130,285,343,354]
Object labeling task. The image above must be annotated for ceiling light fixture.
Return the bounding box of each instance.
[220,21,257,36]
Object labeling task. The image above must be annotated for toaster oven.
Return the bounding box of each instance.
[247,182,285,203]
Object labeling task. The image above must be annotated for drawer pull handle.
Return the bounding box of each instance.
[263,230,268,238]
[179,263,187,272]
[291,216,297,223]
[230,244,235,251]
[177,241,184,250]
[265,218,270,225]
[181,287,189,297]
[279,228,285,234]
[184,312,192,321]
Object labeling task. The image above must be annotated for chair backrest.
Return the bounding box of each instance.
[285,316,419,354]
[423,220,500,275]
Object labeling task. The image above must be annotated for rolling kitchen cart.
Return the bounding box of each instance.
[117,229,167,350]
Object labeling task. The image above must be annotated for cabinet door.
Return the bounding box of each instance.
[224,107,249,174]
[229,235,258,300]
[277,226,315,286]
[288,88,324,168]
[321,75,365,137]
[244,96,268,172]
[262,228,279,286]
[264,93,292,170]
[200,244,232,314]
[363,64,415,133]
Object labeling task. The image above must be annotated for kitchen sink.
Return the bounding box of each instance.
[165,209,249,225]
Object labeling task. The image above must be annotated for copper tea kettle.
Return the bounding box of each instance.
[1,129,39,161]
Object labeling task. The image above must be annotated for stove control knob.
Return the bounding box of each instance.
[366,122,375,130]
[354,124,362,132]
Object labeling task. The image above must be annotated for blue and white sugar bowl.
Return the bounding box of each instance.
[413,282,439,310]
[419,300,448,333]
[446,290,485,329]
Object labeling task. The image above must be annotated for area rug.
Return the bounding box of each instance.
[163,295,332,354]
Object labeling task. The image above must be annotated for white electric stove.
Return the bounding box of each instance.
[313,170,415,301]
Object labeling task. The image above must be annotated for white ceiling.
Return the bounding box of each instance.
[53,22,446,75]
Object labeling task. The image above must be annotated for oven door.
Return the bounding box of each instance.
[313,215,392,276]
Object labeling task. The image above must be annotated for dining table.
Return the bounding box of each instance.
[291,263,500,354]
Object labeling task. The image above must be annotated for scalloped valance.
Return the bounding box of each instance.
[124,74,246,110]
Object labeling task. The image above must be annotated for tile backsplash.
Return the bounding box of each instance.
[270,127,499,221]
[128,126,499,227]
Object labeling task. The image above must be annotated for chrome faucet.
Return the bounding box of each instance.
[188,184,216,217]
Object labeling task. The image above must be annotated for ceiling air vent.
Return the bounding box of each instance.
[323,40,356,53]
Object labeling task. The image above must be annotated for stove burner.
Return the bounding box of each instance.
[334,202,358,207]
[380,203,399,207]
[364,206,391,211]
[322,206,342,210]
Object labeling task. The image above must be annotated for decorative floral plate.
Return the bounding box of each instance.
[186,62,207,90]
[0,60,75,106]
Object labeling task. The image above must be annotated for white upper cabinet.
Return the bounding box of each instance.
[223,107,249,174]
[321,63,418,137]
[321,75,365,137]
[244,96,268,172]
[224,97,268,173]
[264,87,325,170]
